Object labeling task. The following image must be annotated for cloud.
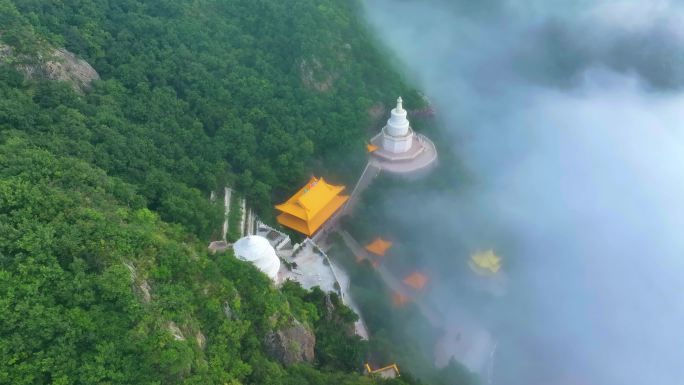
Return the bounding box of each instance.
[361,1,684,384]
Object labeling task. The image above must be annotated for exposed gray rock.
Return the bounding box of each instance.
[168,321,185,341]
[196,330,206,350]
[123,261,136,277]
[0,42,99,92]
[264,318,315,366]
[323,293,356,337]
[0,43,11,60]
[300,57,335,92]
[41,48,99,91]
[324,293,335,321]
[139,280,152,303]
[208,240,230,253]
[223,301,234,319]
[124,262,152,303]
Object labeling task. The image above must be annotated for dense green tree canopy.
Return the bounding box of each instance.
[0,0,440,384]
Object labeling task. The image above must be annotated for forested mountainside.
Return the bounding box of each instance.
[1,0,420,237]
[0,0,431,384]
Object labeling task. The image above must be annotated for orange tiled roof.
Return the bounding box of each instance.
[403,272,428,290]
[367,143,379,153]
[392,292,410,307]
[365,237,393,256]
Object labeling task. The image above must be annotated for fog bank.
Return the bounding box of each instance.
[361,1,684,384]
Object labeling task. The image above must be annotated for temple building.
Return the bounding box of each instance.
[369,97,438,174]
[469,249,502,276]
[364,363,400,379]
[365,237,393,256]
[275,176,349,236]
[403,272,428,290]
[392,292,410,307]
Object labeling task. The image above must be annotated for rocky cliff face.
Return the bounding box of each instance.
[324,293,357,337]
[300,57,335,92]
[264,318,315,366]
[39,48,100,92]
[0,43,99,92]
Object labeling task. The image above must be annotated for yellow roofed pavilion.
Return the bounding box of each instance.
[469,249,501,275]
[365,363,400,379]
[275,176,349,236]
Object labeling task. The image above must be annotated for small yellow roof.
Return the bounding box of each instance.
[365,238,393,256]
[469,249,501,275]
[365,363,400,378]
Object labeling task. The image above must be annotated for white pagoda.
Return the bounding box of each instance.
[382,96,414,154]
[369,96,437,174]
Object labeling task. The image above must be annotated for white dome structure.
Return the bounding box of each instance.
[233,235,280,281]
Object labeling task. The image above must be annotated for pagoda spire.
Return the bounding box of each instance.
[396,96,404,112]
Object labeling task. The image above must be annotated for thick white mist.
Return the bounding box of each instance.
[361,1,684,384]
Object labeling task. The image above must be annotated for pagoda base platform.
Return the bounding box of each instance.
[370,133,438,175]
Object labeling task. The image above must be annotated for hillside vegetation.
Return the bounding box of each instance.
[0,0,437,384]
